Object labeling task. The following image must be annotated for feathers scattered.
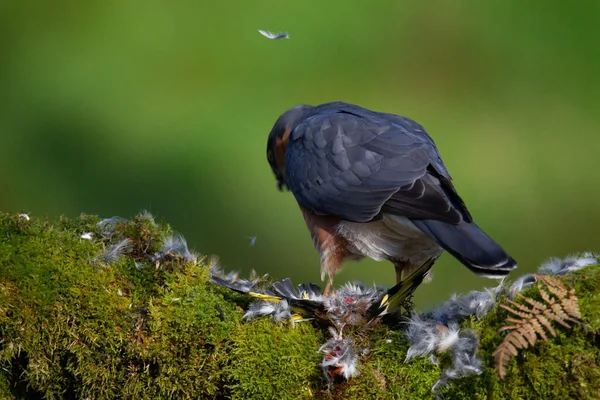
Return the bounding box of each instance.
[99,238,132,264]
[92,212,199,269]
[97,217,127,238]
[210,264,261,294]
[403,314,482,392]
[243,299,294,325]
[424,253,595,326]
[436,323,461,353]
[336,281,379,299]
[323,281,387,326]
[18,213,30,221]
[403,314,440,362]
[273,278,324,302]
[425,285,503,325]
[211,270,404,328]
[136,210,157,226]
[211,263,422,387]
[258,29,289,40]
[538,252,598,276]
[210,252,596,390]
[508,274,536,299]
[319,329,359,382]
[153,234,197,263]
[432,331,482,393]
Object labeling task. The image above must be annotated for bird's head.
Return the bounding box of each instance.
[266,104,313,190]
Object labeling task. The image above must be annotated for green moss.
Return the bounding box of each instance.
[0,212,237,399]
[0,212,598,399]
[226,319,324,399]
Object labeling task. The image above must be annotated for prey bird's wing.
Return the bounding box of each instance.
[285,102,471,224]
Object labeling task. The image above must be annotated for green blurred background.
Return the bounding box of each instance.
[1,1,599,310]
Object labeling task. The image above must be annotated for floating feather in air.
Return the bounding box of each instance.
[258,30,290,40]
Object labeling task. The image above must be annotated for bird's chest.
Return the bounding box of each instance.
[336,215,443,264]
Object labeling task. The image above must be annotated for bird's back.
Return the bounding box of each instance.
[281,101,516,278]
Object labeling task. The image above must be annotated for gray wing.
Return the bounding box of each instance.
[285,104,472,224]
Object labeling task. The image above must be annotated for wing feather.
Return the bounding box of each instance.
[285,102,470,224]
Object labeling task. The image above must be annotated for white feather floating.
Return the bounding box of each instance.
[258,30,290,40]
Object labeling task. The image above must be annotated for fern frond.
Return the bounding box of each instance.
[520,324,537,346]
[503,298,533,314]
[493,275,581,380]
[532,315,554,340]
[520,295,546,311]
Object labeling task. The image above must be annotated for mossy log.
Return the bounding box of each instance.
[0,213,598,399]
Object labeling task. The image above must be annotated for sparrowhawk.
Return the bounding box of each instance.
[266,102,517,295]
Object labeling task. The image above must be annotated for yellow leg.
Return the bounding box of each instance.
[323,278,334,297]
[394,261,409,284]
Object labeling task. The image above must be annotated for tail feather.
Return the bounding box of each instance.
[411,219,517,277]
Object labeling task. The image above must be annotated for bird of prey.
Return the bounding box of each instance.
[266,102,517,295]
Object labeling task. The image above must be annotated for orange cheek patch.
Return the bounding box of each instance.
[274,128,291,178]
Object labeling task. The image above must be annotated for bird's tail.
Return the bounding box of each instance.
[411,219,517,277]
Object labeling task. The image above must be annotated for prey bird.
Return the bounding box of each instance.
[266,102,517,296]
